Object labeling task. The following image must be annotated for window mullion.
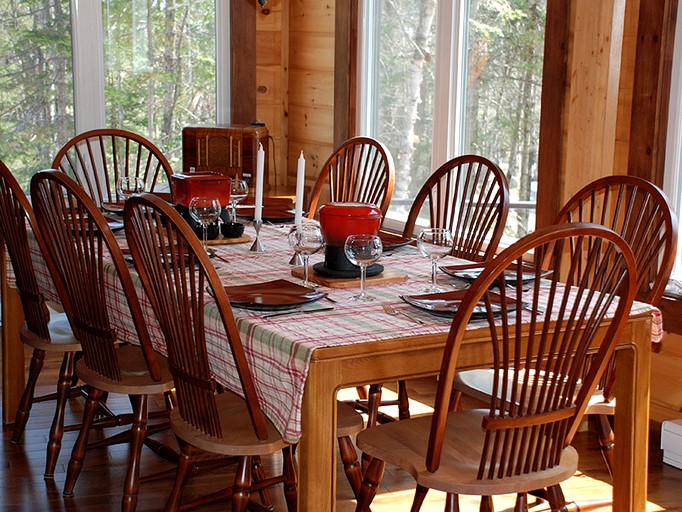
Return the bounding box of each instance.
[71,0,106,134]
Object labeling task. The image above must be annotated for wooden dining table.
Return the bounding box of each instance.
[2,219,659,511]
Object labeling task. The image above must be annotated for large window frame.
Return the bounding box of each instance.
[69,0,230,134]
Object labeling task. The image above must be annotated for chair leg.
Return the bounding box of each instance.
[593,413,615,479]
[232,456,253,512]
[338,435,362,499]
[410,484,429,512]
[444,493,460,512]
[480,496,494,512]
[164,442,198,512]
[513,493,528,512]
[11,348,46,443]
[397,379,410,420]
[366,384,383,428]
[251,456,272,507]
[63,387,104,496]
[122,394,148,512]
[282,446,298,512]
[45,351,76,478]
[355,457,385,512]
[356,385,368,400]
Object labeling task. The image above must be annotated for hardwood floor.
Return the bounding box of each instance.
[2,349,682,511]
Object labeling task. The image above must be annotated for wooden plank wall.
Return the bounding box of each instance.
[256,0,336,200]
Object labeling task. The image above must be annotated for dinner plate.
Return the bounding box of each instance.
[400,290,515,318]
[440,265,552,286]
[101,202,125,215]
[225,278,327,311]
[379,232,412,251]
[235,205,296,223]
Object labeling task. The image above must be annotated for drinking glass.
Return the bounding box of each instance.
[189,196,221,253]
[288,223,324,288]
[344,234,383,302]
[229,178,249,222]
[417,228,453,293]
[116,176,145,201]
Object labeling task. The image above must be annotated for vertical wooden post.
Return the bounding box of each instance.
[231,0,257,124]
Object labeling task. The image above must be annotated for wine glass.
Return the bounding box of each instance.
[189,196,221,253]
[344,234,383,302]
[116,176,145,202]
[417,228,453,293]
[229,178,249,222]
[288,223,324,288]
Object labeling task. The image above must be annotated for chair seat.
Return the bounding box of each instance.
[20,311,81,352]
[170,391,292,457]
[454,368,613,415]
[336,401,365,438]
[356,409,578,496]
[75,344,174,395]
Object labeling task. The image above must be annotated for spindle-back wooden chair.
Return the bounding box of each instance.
[307,136,395,219]
[51,128,174,206]
[30,170,174,512]
[354,223,638,512]
[124,193,365,510]
[0,161,82,478]
[455,175,677,483]
[361,155,510,429]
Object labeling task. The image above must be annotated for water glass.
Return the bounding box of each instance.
[417,228,453,293]
[189,196,221,253]
[117,176,145,201]
[229,178,248,222]
[288,223,324,288]
[344,234,383,301]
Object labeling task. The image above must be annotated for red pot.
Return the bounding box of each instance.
[318,202,382,247]
[170,172,232,207]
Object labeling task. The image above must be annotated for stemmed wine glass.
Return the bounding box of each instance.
[288,223,324,288]
[417,227,453,293]
[344,234,383,301]
[117,176,145,201]
[229,178,248,222]
[189,196,221,253]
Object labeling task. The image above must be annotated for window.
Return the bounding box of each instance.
[358,0,546,239]
[0,0,228,189]
[664,0,682,280]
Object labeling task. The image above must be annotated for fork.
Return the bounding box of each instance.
[381,302,425,325]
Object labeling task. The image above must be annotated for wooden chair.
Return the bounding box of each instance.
[455,175,678,481]
[361,155,510,428]
[307,136,395,219]
[0,161,82,478]
[123,193,365,511]
[354,223,638,512]
[51,128,174,206]
[30,170,175,512]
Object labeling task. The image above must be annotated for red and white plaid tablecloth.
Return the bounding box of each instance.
[15,223,662,443]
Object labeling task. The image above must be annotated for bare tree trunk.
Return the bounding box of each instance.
[390,0,436,200]
[147,0,155,137]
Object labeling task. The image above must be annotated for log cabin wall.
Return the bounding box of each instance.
[536,0,678,228]
[256,0,336,199]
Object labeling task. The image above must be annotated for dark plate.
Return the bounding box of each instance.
[440,265,552,286]
[379,232,412,251]
[101,202,125,215]
[235,205,296,223]
[225,278,327,311]
[400,290,515,318]
[312,262,383,279]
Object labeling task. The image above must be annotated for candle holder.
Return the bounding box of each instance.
[250,219,266,252]
[289,252,304,266]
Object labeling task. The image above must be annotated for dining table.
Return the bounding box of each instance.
[1,217,660,511]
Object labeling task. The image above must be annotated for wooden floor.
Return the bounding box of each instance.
[2,349,682,511]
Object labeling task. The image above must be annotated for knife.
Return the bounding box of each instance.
[262,306,335,319]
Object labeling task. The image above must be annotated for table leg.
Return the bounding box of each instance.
[299,359,337,511]
[2,249,25,424]
[612,319,651,511]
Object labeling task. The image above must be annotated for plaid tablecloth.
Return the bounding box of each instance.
[17,222,662,443]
